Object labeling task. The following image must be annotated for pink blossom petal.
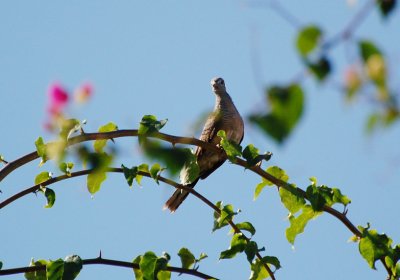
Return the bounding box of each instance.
[74,82,93,103]
[48,82,69,108]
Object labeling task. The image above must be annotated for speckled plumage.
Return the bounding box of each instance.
[164,77,244,212]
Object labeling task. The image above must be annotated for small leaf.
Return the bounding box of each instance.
[122,164,138,187]
[254,179,268,200]
[132,255,143,280]
[35,171,52,185]
[279,187,306,215]
[235,221,256,236]
[35,137,48,165]
[219,233,248,260]
[178,248,195,269]
[136,164,149,185]
[46,259,64,280]
[59,162,74,176]
[198,253,208,262]
[138,115,168,144]
[93,122,118,152]
[139,252,158,280]
[245,241,258,264]
[179,150,200,184]
[242,144,271,166]
[87,172,107,194]
[358,226,392,269]
[359,40,382,62]
[44,188,56,208]
[249,258,270,280]
[25,259,48,280]
[213,201,236,232]
[377,0,397,17]
[286,205,318,245]
[0,261,2,270]
[150,163,162,184]
[59,118,80,140]
[217,130,242,161]
[63,255,82,280]
[296,25,322,56]
[266,166,289,186]
[249,84,304,143]
[306,56,331,81]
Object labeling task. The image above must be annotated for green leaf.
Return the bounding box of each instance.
[243,144,272,166]
[254,166,288,200]
[138,115,168,144]
[198,253,208,262]
[150,163,162,184]
[46,259,64,280]
[59,118,80,140]
[213,201,236,232]
[296,25,322,56]
[217,130,242,161]
[359,40,382,62]
[138,251,170,280]
[265,166,289,186]
[132,255,143,280]
[178,248,195,269]
[141,140,195,176]
[219,233,248,260]
[235,221,256,236]
[87,172,107,194]
[139,252,158,280]
[286,205,318,245]
[157,269,171,280]
[358,225,393,269]
[122,164,138,187]
[179,150,200,184]
[25,259,48,280]
[306,179,351,210]
[306,56,331,81]
[377,0,397,17]
[44,188,56,208]
[245,241,259,264]
[262,256,281,270]
[35,171,52,185]
[249,258,269,280]
[254,179,268,201]
[35,137,48,165]
[93,122,118,152]
[0,260,2,270]
[136,164,149,185]
[63,255,82,280]
[279,184,306,214]
[249,84,304,143]
[59,162,74,176]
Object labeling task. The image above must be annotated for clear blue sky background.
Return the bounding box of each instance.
[1,1,399,279]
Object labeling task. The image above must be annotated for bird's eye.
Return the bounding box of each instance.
[218,79,224,85]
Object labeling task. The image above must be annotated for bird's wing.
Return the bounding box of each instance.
[194,111,227,179]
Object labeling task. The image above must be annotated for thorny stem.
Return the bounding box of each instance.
[0,255,217,279]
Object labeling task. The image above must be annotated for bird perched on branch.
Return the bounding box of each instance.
[164,77,244,212]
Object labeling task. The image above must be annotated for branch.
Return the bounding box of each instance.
[0,130,218,184]
[0,255,217,279]
[0,166,276,279]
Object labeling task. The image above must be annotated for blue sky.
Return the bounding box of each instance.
[1,1,399,279]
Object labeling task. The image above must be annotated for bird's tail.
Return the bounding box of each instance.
[163,179,199,212]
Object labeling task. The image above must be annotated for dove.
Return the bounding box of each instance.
[164,77,244,212]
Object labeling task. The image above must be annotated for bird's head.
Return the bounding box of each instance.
[211,77,226,93]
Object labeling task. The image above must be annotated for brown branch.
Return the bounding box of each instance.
[0,166,276,279]
[0,255,217,279]
[0,130,217,184]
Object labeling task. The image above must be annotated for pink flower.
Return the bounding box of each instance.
[48,82,69,115]
[74,82,93,103]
